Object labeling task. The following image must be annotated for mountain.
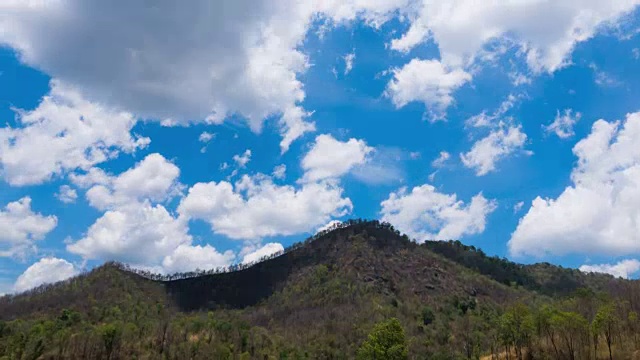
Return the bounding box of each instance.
[1,220,639,359]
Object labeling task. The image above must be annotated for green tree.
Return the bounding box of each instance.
[357,318,408,360]
[592,303,618,360]
[550,311,588,360]
[499,303,534,360]
[98,323,122,360]
[628,311,638,347]
[534,304,560,358]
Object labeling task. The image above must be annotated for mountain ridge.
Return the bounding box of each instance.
[1,220,638,359]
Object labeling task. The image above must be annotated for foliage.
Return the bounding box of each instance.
[357,318,408,360]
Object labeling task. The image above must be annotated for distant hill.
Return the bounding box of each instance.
[1,220,638,359]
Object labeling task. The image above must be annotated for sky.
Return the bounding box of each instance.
[1,1,640,293]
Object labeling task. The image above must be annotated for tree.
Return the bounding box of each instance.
[535,304,560,358]
[99,323,122,360]
[357,318,408,360]
[550,311,588,360]
[593,303,619,360]
[628,311,639,348]
[499,303,534,360]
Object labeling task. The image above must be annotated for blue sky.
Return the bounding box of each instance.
[2,1,640,293]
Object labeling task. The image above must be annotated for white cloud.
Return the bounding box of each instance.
[56,185,78,204]
[178,174,352,240]
[0,197,57,258]
[344,50,356,75]
[510,112,640,257]
[242,242,284,264]
[0,80,149,186]
[466,94,521,128]
[431,151,450,168]
[199,132,215,153]
[69,167,111,189]
[199,132,215,143]
[301,134,373,182]
[162,244,235,273]
[316,219,343,234]
[385,59,471,119]
[1,1,635,156]
[590,63,622,87]
[509,72,532,86]
[82,153,182,211]
[233,149,252,168]
[513,201,525,213]
[633,48,640,59]
[461,125,528,176]
[380,184,496,242]
[67,202,192,266]
[388,1,640,73]
[272,164,287,179]
[0,1,322,152]
[544,109,582,139]
[580,259,640,279]
[65,153,232,273]
[14,257,79,293]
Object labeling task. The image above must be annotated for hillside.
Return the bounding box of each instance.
[0,220,639,359]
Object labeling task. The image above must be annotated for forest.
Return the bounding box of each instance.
[1,220,639,359]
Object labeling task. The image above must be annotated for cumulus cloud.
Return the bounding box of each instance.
[461,125,528,176]
[380,184,496,242]
[544,109,582,139]
[0,80,149,186]
[65,153,232,272]
[1,1,635,157]
[0,1,324,152]
[67,203,192,266]
[242,243,285,264]
[301,134,373,183]
[81,153,182,211]
[162,244,235,273]
[14,257,79,293]
[580,259,640,279]
[388,1,639,73]
[510,112,640,257]
[178,174,352,240]
[0,197,57,258]
[385,59,471,119]
[56,185,78,204]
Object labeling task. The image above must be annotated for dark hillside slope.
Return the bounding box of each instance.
[162,222,418,310]
[164,221,520,311]
[424,239,632,297]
